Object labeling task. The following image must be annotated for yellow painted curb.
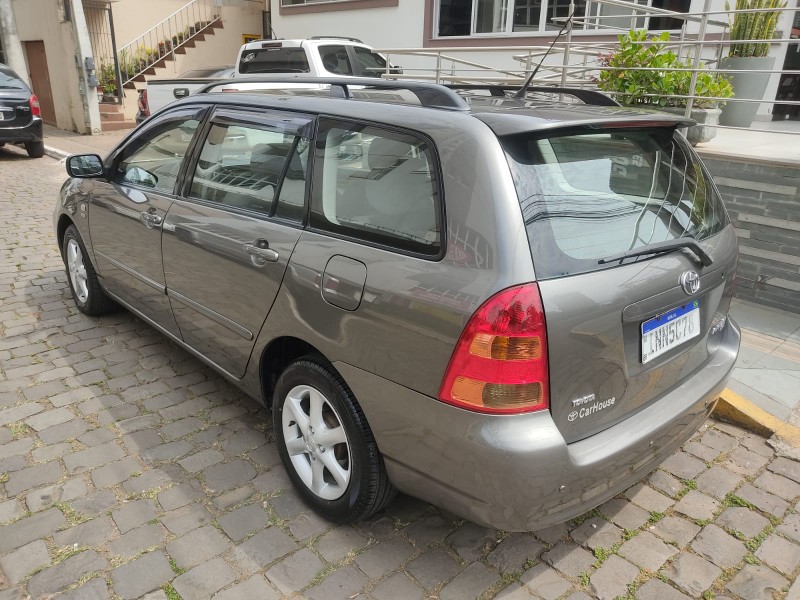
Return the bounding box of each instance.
[712,388,800,448]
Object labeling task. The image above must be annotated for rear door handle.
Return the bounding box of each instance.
[139,211,163,229]
[243,239,279,265]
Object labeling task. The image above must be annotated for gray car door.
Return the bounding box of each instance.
[88,107,205,337]
[161,107,313,378]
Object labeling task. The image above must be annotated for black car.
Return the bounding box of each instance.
[0,64,44,158]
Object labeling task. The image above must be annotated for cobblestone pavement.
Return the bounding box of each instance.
[1,145,800,600]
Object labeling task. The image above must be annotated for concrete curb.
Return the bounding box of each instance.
[44,145,70,161]
[712,388,800,449]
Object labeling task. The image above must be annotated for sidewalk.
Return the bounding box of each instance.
[42,124,129,160]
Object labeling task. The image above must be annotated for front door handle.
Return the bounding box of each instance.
[243,239,279,266]
[139,211,163,229]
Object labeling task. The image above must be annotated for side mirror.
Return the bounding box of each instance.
[66,154,104,178]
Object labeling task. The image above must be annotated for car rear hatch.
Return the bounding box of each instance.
[499,125,736,443]
[0,69,33,128]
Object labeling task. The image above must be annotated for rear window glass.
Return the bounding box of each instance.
[0,68,28,91]
[238,48,310,74]
[503,129,728,279]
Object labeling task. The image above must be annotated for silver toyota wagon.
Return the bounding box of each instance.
[54,78,740,531]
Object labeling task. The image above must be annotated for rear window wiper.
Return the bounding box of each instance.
[598,238,713,267]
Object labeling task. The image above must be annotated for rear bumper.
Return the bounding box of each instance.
[335,317,740,531]
[0,117,43,143]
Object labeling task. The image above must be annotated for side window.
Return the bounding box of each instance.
[319,45,354,75]
[189,121,308,217]
[354,47,388,78]
[113,117,200,193]
[311,119,442,256]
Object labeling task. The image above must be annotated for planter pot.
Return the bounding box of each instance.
[659,106,722,146]
[719,56,775,128]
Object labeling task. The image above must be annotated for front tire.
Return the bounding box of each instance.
[25,141,44,158]
[273,357,396,522]
[62,225,116,316]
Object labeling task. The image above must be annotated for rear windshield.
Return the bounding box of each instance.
[0,68,28,91]
[502,129,728,279]
[238,48,310,74]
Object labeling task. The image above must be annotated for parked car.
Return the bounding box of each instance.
[55,78,740,531]
[0,64,44,158]
[136,65,234,124]
[140,37,399,121]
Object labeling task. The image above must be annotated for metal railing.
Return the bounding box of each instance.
[116,0,221,87]
[376,0,799,136]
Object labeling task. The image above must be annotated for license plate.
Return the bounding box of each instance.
[641,301,700,364]
[0,113,5,121]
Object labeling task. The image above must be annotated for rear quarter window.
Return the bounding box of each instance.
[503,129,729,279]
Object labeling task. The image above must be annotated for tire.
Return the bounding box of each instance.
[62,225,116,316]
[273,357,396,522]
[25,141,44,158]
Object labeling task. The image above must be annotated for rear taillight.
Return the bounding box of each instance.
[138,90,150,116]
[438,283,549,414]
[29,95,41,117]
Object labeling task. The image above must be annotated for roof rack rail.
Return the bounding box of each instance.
[196,77,470,111]
[308,36,363,43]
[446,84,620,107]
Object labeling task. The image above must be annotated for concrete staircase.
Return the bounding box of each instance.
[99,102,136,132]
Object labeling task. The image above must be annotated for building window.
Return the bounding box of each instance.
[436,0,687,36]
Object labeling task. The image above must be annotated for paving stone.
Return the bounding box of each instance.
[599,498,651,530]
[172,557,237,600]
[5,460,63,496]
[736,482,789,517]
[52,516,115,548]
[111,551,174,600]
[167,525,230,569]
[251,468,292,495]
[700,429,739,453]
[590,555,639,600]
[519,563,572,600]
[217,503,270,541]
[725,446,770,476]
[31,441,72,463]
[141,440,194,462]
[495,582,536,599]
[0,540,50,585]
[179,448,224,473]
[371,571,426,600]
[213,485,254,511]
[160,417,204,441]
[229,527,298,574]
[121,430,162,453]
[618,530,677,571]
[25,407,74,432]
[25,479,87,512]
[64,441,125,474]
[203,459,257,492]
[651,515,700,548]
[717,507,770,539]
[304,565,367,600]
[725,564,789,600]
[116,414,161,434]
[212,575,280,600]
[0,438,33,460]
[314,526,369,563]
[755,534,800,575]
[354,536,416,578]
[0,507,66,553]
[91,456,142,488]
[659,452,706,480]
[445,522,498,561]
[27,549,107,599]
[625,483,675,512]
[108,523,166,559]
[78,428,118,447]
[674,490,720,521]
[406,548,461,591]
[71,490,117,518]
[439,562,498,600]
[664,551,721,596]
[157,481,203,512]
[769,457,800,484]
[112,499,157,534]
[266,548,323,595]
[0,499,24,523]
[635,579,691,600]
[402,513,455,549]
[570,516,623,550]
[38,418,90,444]
[0,402,43,426]
[487,533,544,572]
[683,440,720,462]
[690,524,747,569]
[695,465,743,499]
[161,503,213,536]
[542,542,595,578]
[286,510,330,541]
[53,577,109,600]
[778,513,800,543]
[269,489,308,519]
[754,470,800,501]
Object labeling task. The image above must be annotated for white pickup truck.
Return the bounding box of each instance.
[137,37,398,123]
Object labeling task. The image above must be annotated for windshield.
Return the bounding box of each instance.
[503,129,728,279]
[238,48,310,74]
[0,68,28,91]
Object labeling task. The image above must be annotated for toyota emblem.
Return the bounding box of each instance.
[680,271,700,295]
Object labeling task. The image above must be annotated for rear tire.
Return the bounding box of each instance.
[62,225,116,316]
[273,357,396,522]
[25,141,44,158]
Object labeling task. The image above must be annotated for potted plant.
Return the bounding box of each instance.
[720,0,787,127]
[597,30,734,145]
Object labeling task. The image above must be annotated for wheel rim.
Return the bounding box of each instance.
[66,239,89,304]
[282,384,351,501]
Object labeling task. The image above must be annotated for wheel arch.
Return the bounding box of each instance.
[56,214,74,252]
[259,336,331,409]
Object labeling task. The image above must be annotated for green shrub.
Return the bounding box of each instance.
[727,0,787,58]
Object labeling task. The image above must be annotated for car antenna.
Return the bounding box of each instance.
[514,8,575,99]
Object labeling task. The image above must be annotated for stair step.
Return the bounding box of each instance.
[101,120,136,132]
[100,111,125,122]
[98,102,122,114]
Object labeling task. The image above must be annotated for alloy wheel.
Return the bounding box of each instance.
[66,238,89,304]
